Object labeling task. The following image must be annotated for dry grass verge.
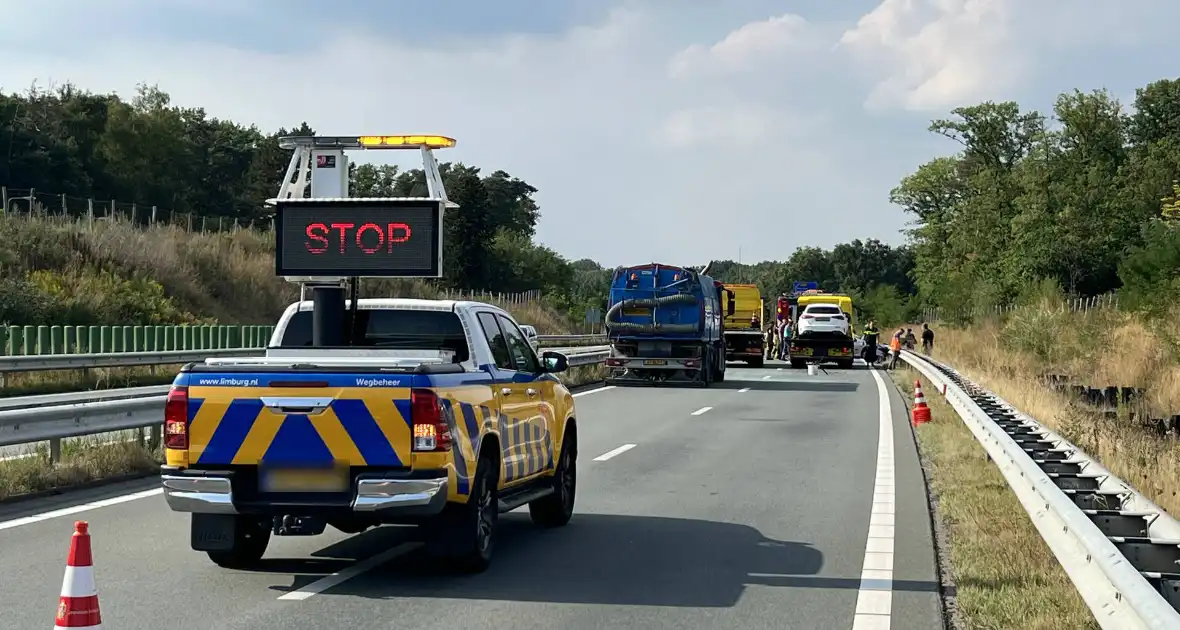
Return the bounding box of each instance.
[0,363,607,501]
[932,305,1180,518]
[0,435,161,501]
[892,368,1098,630]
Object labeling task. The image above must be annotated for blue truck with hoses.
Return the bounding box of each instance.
[603,262,734,387]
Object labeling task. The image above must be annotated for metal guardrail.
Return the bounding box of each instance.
[0,335,606,374]
[0,346,610,453]
[901,350,1180,629]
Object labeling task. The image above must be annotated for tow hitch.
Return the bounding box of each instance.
[273,515,327,536]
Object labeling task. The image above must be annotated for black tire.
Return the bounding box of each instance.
[429,455,498,573]
[206,517,270,569]
[529,427,577,528]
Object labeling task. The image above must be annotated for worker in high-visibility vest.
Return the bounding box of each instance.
[888,329,903,369]
[862,320,880,364]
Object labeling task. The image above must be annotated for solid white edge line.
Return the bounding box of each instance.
[593,443,636,461]
[853,367,895,630]
[572,385,615,398]
[691,406,712,416]
[761,375,772,380]
[277,542,419,601]
[0,487,163,531]
[738,387,750,393]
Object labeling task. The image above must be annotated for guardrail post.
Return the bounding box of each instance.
[148,424,161,451]
[49,438,61,464]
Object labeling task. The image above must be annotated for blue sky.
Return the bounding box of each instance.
[2,0,1177,266]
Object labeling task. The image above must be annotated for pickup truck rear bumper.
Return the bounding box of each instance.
[160,466,448,518]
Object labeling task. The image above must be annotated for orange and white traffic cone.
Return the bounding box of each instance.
[54,521,102,629]
[912,380,932,426]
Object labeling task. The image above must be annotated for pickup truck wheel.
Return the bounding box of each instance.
[429,455,497,573]
[529,431,576,528]
[206,518,270,569]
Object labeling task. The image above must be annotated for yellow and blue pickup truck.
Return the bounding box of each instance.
[160,298,579,573]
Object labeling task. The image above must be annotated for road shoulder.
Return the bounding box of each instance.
[889,367,1099,630]
[877,367,943,630]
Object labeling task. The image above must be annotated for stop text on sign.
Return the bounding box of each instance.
[305,222,413,255]
[274,199,441,277]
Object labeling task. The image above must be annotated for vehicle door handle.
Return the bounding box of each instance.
[500,388,514,396]
[526,388,538,397]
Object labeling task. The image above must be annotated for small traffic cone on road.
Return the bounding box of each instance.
[912,381,932,426]
[54,521,102,629]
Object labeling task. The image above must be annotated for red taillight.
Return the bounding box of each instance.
[605,358,624,367]
[801,314,814,319]
[411,388,453,452]
[164,385,188,450]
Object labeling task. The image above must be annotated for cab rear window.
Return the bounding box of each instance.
[277,309,469,361]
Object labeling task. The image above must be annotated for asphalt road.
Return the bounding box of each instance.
[0,361,941,630]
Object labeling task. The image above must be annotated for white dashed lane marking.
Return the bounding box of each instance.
[593,443,637,461]
[690,406,712,416]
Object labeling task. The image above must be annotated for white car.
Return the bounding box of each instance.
[520,324,540,353]
[796,304,851,337]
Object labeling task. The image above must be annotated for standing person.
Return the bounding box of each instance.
[888,329,903,369]
[903,327,917,350]
[862,319,879,364]
[765,325,776,361]
[921,323,934,355]
[780,317,793,361]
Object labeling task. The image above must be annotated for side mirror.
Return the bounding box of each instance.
[726,293,736,316]
[541,351,569,373]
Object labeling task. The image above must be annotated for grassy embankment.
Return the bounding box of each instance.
[889,296,1180,629]
[891,372,1098,630]
[0,213,602,500]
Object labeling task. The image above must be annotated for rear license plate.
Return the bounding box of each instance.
[260,465,349,493]
[643,359,668,365]
[792,348,813,356]
[815,317,830,322]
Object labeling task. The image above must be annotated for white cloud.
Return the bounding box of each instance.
[668,14,821,79]
[838,0,1020,112]
[0,1,1172,265]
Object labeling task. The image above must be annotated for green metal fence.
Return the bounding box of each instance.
[0,325,275,356]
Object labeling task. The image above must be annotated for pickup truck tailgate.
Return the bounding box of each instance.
[186,374,413,468]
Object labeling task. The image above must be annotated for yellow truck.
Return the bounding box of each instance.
[720,283,765,367]
[788,292,856,369]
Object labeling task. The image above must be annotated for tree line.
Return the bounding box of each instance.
[891,78,1180,318]
[1,81,927,325]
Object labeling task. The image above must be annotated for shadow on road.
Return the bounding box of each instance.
[274,514,824,607]
[711,380,860,393]
[249,525,416,589]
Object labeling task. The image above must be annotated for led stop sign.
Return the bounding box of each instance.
[274,198,443,277]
